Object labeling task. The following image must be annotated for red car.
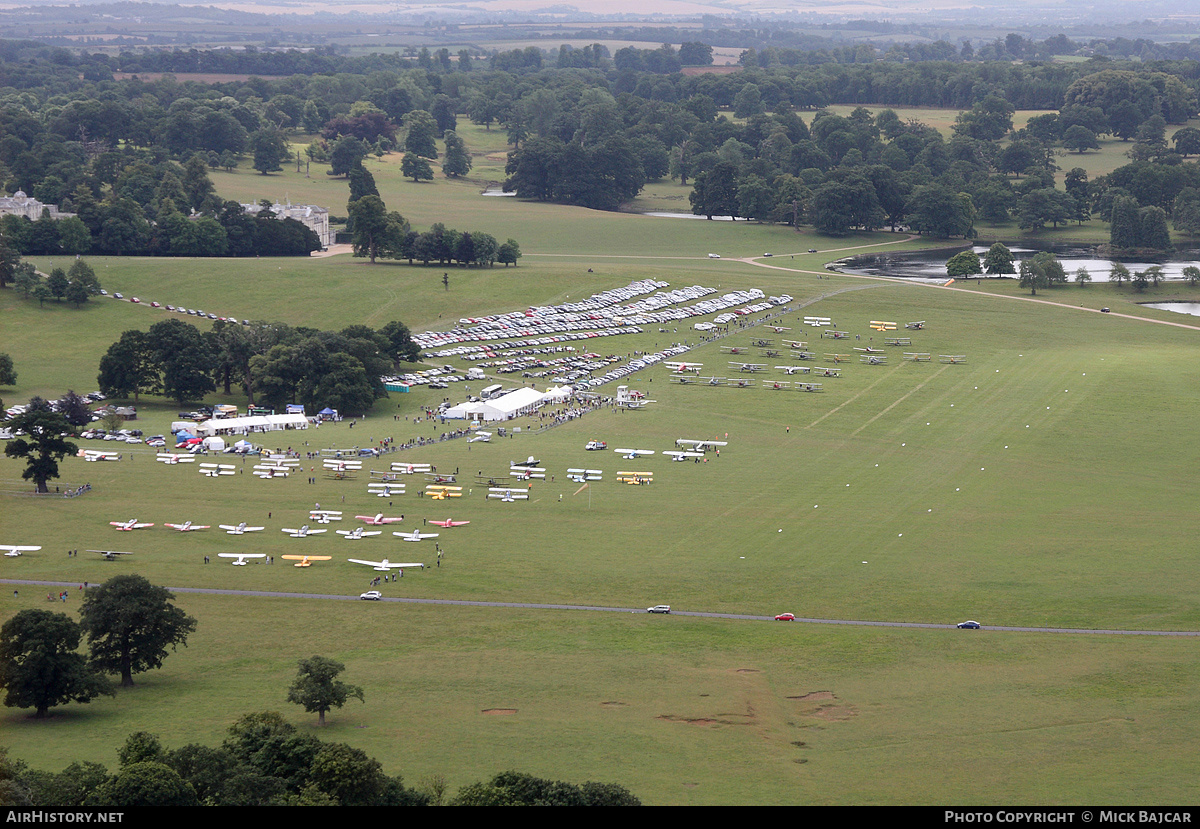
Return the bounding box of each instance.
[775,613,795,621]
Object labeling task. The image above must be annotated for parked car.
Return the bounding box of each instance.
[360,591,382,601]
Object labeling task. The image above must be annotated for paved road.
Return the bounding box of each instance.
[5,579,1198,636]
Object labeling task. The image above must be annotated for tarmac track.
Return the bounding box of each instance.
[4,579,1198,637]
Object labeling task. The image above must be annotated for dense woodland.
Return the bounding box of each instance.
[0,34,1197,255]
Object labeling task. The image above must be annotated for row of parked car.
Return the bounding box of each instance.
[78,428,167,447]
[101,290,251,325]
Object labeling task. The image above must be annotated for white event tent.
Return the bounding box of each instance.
[195,413,310,436]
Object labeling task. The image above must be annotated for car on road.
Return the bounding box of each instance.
[1100,307,1111,313]
[775,613,795,621]
[360,591,382,601]
[647,605,671,614]
[113,292,123,299]
[707,253,721,259]
[585,440,607,450]
[956,620,981,629]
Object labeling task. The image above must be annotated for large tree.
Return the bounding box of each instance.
[97,330,159,404]
[1018,251,1066,295]
[946,250,982,278]
[442,130,471,178]
[286,656,364,727]
[0,353,15,386]
[79,575,198,688]
[982,242,1016,275]
[0,610,113,718]
[3,410,76,493]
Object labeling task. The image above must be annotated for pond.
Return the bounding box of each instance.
[838,242,1200,284]
[1141,302,1200,317]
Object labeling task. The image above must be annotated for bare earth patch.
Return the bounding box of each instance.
[482,708,517,715]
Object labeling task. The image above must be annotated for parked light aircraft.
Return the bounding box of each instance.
[83,450,120,462]
[906,321,926,330]
[2,545,40,557]
[164,521,209,532]
[218,553,265,566]
[428,519,470,528]
[664,451,703,461]
[750,338,774,348]
[729,362,767,373]
[393,530,440,542]
[110,519,153,531]
[675,439,727,452]
[323,459,363,471]
[665,361,703,373]
[720,346,747,355]
[309,510,342,523]
[487,488,528,501]
[156,453,195,464]
[511,456,542,468]
[861,355,888,365]
[614,449,655,460]
[940,355,967,364]
[348,558,425,571]
[199,463,235,477]
[337,527,382,540]
[391,462,432,474]
[467,431,492,443]
[854,346,884,354]
[776,365,811,375]
[88,549,133,560]
[765,380,792,390]
[782,340,807,349]
[281,554,332,567]
[904,352,932,362]
[726,378,756,388]
[766,326,792,333]
[357,513,403,525]
[281,525,327,538]
[220,522,264,535]
[509,467,545,480]
[367,483,405,497]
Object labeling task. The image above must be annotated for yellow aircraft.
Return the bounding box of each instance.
[281,554,333,567]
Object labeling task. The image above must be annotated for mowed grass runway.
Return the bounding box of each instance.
[5,217,1200,802]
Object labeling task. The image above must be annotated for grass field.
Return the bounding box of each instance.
[4,144,1200,805]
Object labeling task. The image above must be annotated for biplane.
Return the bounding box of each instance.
[804,316,832,327]
[110,519,153,531]
[720,346,749,355]
[725,378,757,388]
[776,365,811,375]
[699,376,725,386]
[664,451,703,461]
[813,367,842,378]
[2,545,40,557]
[764,380,792,390]
[903,352,932,362]
[509,467,545,480]
[88,549,132,561]
[156,453,195,465]
[821,330,850,339]
[825,353,851,363]
[792,351,817,361]
[905,321,926,330]
[860,354,888,365]
[323,459,362,474]
[308,510,342,523]
[337,527,382,540]
[218,553,265,566]
[426,484,463,500]
[370,470,401,481]
[164,521,209,532]
[252,464,291,478]
[853,346,884,354]
[750,338,774,348]
[766,326,792,334]
[425,472,458,484]
[729,362,767,373]
[796,382,824,392]
[511,456,541,468]
[782,340,808,349]
[348,557,425,571]
[674,439,727,452]
[393,529,439,542]
[869,320,897,332]
[391,462,432,474]
[83,450,121,462]
[761,349,782,358]
[367,482,406,498]
[281,525,327,538]
[220,522,265,535]
[566,468,603,482]
[428,519,470,528]
[199,463,235,477]
[664,361,704,373]
[614,449,655,460]
[939,355,967,364]
[487,488,529,501]
[357,513,404,525]
[616,471,653,485]
[884,337,912,347]
[281,554,332,567]
[670,375,702,385]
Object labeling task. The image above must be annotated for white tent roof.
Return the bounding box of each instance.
[197,413,309,435]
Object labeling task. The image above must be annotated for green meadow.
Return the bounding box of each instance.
[4,152,1200,805]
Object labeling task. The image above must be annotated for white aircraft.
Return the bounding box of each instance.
[323,459,363,471]
[281,554,332,567]
[566,468,603,482]
[164,521,210,532]
[467,431,492,443]
[348,558,425,571]
[664,451,703,461]
[281,525,327,538]
[88,549,133,560]
[613,449,655,460]
[110,519,154,531]
[765,380,792,390]
[509,467,545,480]
[218,553,265,566]
[2,545,40,557]
[199,463,235,477]
[156,453,195,464]
[337,527,382,540]
[367,483,405,498]
[220,522,265,535]
[487,488,529,502]
[309,510,343,523]
[390,462,432,474]
[664,361,704,373]
[357,513,404,525]
[729,362,767,373]
[766,326,792,333]
[675,439,728,452]
[776,365,811,375]
[252,464,291,478]
[83,450,121,462]
[392,530,440,542]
